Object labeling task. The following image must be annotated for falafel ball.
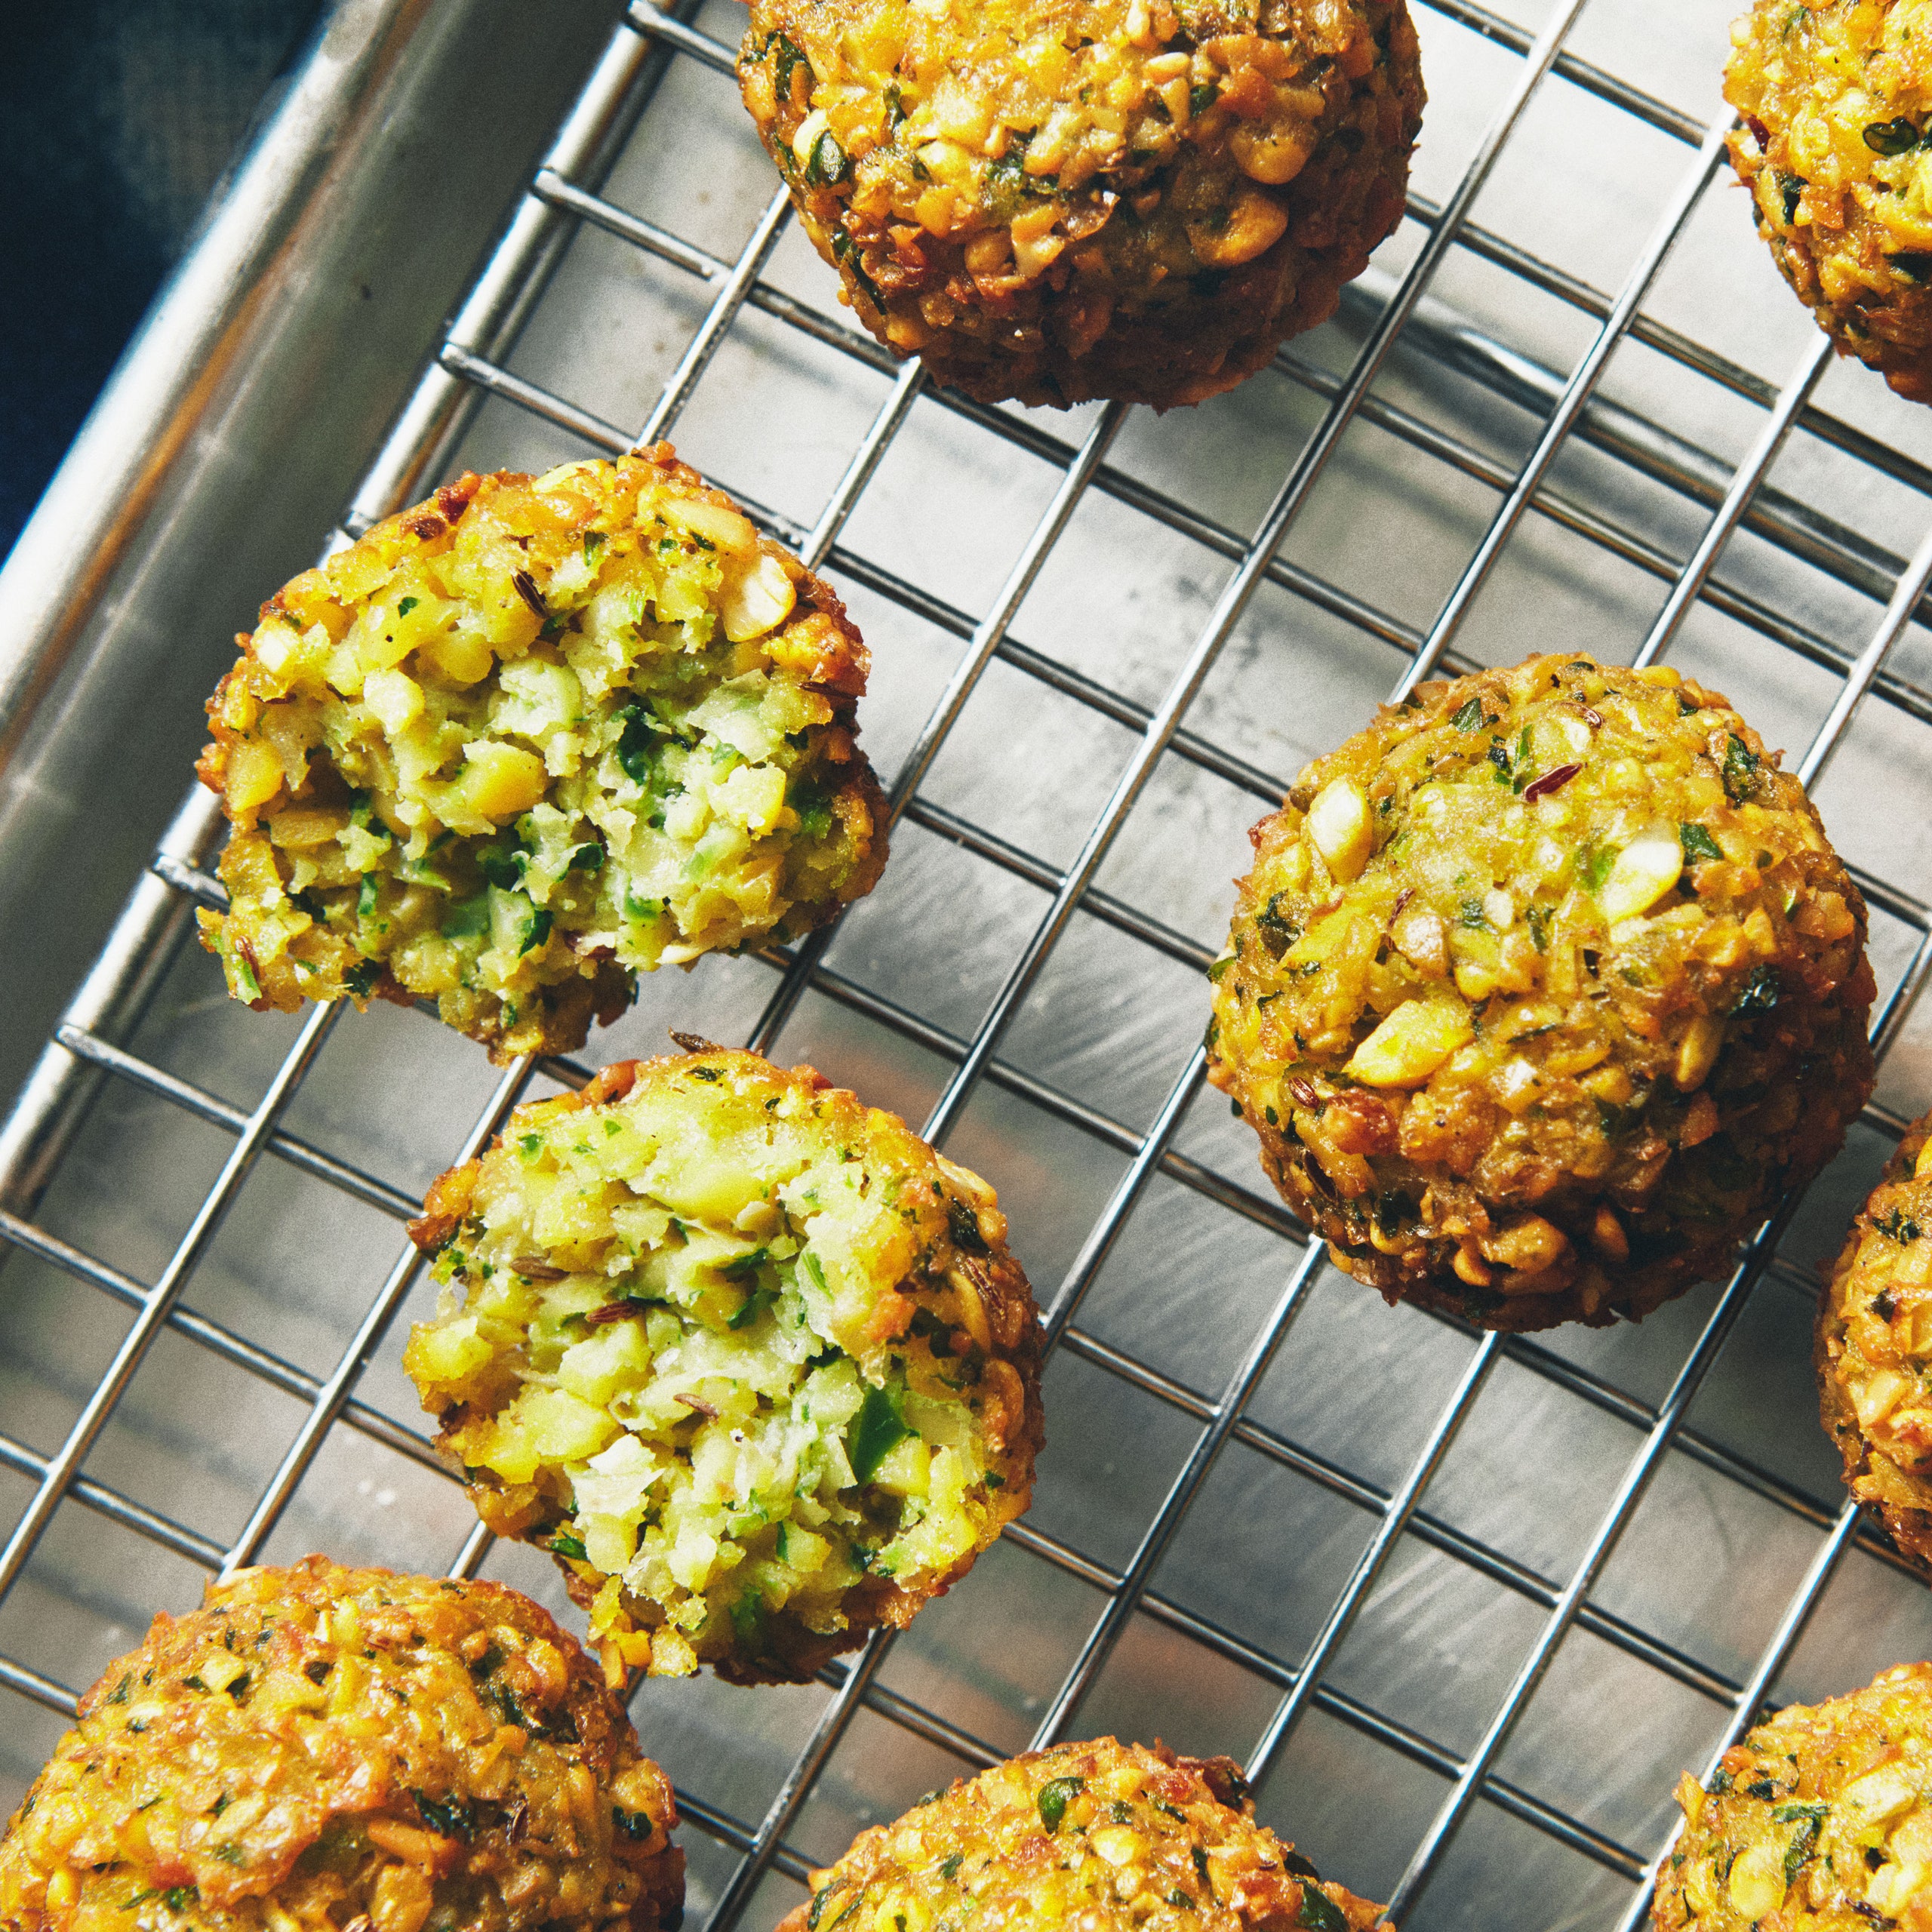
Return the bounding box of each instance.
[1654,1662,1932,1932]
[196,448,887,1063]
[737,0,1423,410]
[402,1048,1044,1686]
[1207,652,1875,1331]
[1818,1110,1932,1570]
[0,1556,682,1932]
[777,1738,1387,1932]
[1723,0,1932,401]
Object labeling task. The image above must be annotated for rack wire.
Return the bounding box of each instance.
[7,2,1932,1930]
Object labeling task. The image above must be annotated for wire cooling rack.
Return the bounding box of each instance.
[9,3,1932,1930]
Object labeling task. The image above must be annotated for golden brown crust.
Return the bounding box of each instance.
[1208,652,1875,1331]
[1723,0,1932,402]
[738,0,1423,409]
[196,447,886,1063]
[1654,1662,1932,1930]
[1817,1112,1932,1571]
[777,1737,1386,1932]
[0,1557,681,1932]
[404,1050,1044,1684]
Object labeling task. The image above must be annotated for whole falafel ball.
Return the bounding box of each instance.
[1818,1111,1932,1571]
[737,0,1423,410]
[1207,652,1875,1331]
[0,1557,682,1932]
[197,448,887,1063]
[1654,1663,1932,1931]
[777,1738,1386,1932]
[1724,0,1932,401]
[403,1049,1044,1686]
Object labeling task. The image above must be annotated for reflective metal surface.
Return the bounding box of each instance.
[6,2,1932,1930]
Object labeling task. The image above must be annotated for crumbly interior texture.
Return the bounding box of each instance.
[404,1051,1044,1685]
[1724,0,1932,401]
[738,0,1422,408]
[0,1558,682,1932]
[777,1737,1386,1932]
[1819,1112,1932,1567]
[1208,652,1875,1331]
[197,449,887,1062]
[1656,1662,1932,1932]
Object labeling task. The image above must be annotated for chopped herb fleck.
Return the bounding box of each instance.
[1038,1776,1086,1832]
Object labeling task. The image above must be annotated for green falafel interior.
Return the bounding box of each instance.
[405,1050,1044,1685]
[197,448,887,1063]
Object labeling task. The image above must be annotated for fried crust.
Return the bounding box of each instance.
[1818,1112,1932,1571]
[1723,0,1932,403]
[777,1737,1386,1932]
[197,448,886,1063]
[405,1050,1044,1685]
[1654,1662,1932,1930]
[738,0,1423,409]
[1208,652,1875,1331]
[0,1556,681,1932]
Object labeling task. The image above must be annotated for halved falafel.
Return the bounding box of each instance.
[778,1737,1386,1932]
[197,448,887,1062]
[1818,1110,1932,1571]
[1654,1663,1932,1932]
[0,1556,682,1932]
[403,1049,1044,1685]
[1208,652,1875,1331]
[737,0,1423,409]
[1724,0,1932,401]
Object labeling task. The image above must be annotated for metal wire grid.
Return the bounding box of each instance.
[6,0,1932,1927]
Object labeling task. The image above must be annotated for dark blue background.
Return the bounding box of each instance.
[2,1,327,561]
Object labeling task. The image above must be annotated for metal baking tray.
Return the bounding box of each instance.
[6,2,1932,1930]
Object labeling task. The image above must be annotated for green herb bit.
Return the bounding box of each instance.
[790,777,834,841]
[1257,890,1300,955]
[848,1383,909,1482]
[770,32,808,102]
[1038,1775,1086,1832]
[806,128,852,187]
[412,1790,477,1839]
[1866,117,1920,154]
[947,1196,989,1255]
[1451,696,1486,731]
[1729,964,1781,1016]
[1297,1888,1348,1932]
[548,1531,588,1561]
[1876,1208,1922,1244]
[478,842,528,890]
[1775,1802,1828,1883]
[1721,733,1761,804]
[398,595,420,617]
[1679,823,1724,864]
